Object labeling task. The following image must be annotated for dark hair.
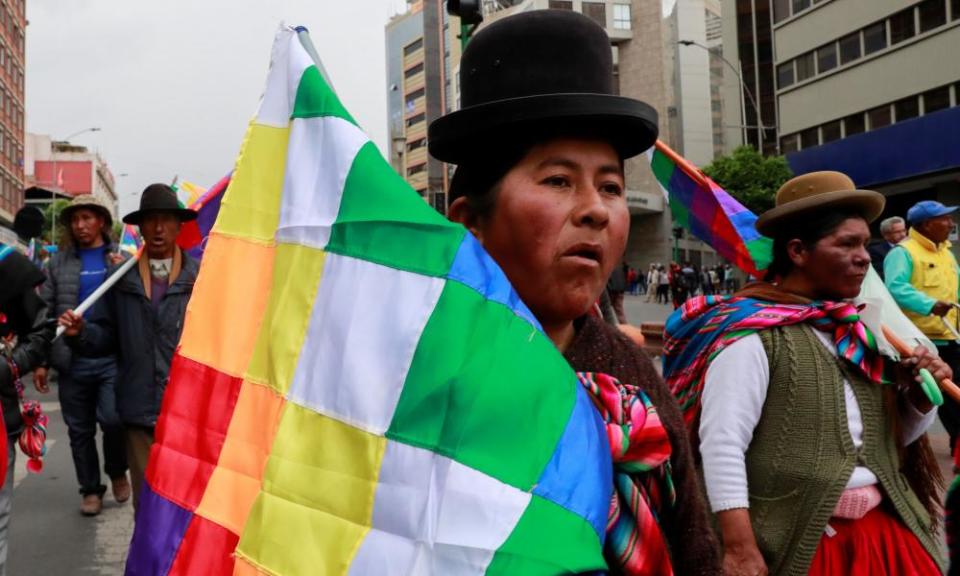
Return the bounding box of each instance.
[448,123,626,220]
[764,208,867,281]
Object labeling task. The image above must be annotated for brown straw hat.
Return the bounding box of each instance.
[755,171,885,237]
[61,194,114,228]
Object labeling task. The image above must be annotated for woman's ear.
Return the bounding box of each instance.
[786,238,807,268]
[448,196,484,241]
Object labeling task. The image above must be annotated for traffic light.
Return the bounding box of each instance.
[448,0,483,25]
[672,226,684,239]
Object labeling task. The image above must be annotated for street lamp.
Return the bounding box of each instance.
[678,40,777,153]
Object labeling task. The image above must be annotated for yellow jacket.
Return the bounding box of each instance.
[886,227,960,340]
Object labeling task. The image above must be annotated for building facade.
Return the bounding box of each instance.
[0,0,26,228]
[25,133,118,220]
[385,0,465,214]
[723,0,960,248]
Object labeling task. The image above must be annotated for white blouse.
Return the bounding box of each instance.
[699,330,935,513]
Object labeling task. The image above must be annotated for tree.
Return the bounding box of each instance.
[702,146,793,215]
[41,199,71,246]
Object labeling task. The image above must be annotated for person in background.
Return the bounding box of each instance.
[868,216,907,279]
[0,243,53,575]
[58,184,199,510]
[607,262,628,324]
[668,172,945,575]
[886,200,960,450]
[658,264,671,305]
[645,263,659,302]
[37,195,130,516]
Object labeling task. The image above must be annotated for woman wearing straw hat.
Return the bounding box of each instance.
[430,9,721,575]
[663,171,947,575]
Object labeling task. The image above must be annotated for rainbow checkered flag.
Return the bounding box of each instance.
[125,25,611,575]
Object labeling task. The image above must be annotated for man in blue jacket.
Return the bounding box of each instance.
[37,195,129,516]
[59,184,198,509]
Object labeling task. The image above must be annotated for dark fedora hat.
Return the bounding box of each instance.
[428,9,658,165]
[123,183,198,225]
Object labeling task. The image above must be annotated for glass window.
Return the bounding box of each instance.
[821,120,842,143]
[894,96,920,122]
[863,22,887,55]
[792,0,810,14]
[777,61,794,89]
[773,0,790,23]
[403,38,423,57]
[780,133,800,153]
[800,127,819,149]
[613,4,631,29]
[839,32,861,64]
[407,137,426,152]
[890,8,916,44]
[868,105,891,129]
[407,163,427,177]
[405,112,425,127]
[924,86,951,114]
[817,43,837,73]
[919,0,947,32]
[953,0,960,20]
[404,62,423,79]
[548,0,573,9]
[582,2,606,27]
[844,113,866,136]
[795,52,815,81]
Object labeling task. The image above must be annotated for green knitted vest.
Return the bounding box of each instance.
[747,325,943,575]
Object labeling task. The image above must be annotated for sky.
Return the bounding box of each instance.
[26,0,410,215]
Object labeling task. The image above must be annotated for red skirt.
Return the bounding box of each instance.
[807,507,940,575]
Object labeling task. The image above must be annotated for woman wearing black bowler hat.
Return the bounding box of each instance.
[430,9,721,576]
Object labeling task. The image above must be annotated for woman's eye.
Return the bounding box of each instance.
[543,176,570,188]
[601,183,624,196]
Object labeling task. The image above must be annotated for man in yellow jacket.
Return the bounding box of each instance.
[886,200,960,446]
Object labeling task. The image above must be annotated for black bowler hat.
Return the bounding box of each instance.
[428,9,658,165]
[123,184,198,225]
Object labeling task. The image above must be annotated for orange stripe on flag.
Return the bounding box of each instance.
[179,233,276,378]
[196,382,285,535]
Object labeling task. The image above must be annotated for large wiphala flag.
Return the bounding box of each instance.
[125,26,612,576]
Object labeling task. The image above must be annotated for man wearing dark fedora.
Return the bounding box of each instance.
[37,194,130,516]
[58,184,199,509]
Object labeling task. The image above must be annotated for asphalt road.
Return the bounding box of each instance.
[7,378,132,576]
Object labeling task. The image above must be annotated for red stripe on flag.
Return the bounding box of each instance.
[145,354,243,510]
[167,515,240,576]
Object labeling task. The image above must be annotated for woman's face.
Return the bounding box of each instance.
[792,217,872,300]
[469,138,629,327]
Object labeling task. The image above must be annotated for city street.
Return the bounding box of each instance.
[8,379,132,576]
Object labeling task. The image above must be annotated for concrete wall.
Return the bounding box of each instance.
[775,0,911,62]
[778,24,960,134]
[676,0,715,167]
[385,11,424,173]
[720,0,744,154]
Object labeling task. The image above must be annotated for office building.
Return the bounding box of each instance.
[723,0,960,242]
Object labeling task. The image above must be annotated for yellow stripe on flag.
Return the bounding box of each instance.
[215,122,290,243]
[245,244,326,395]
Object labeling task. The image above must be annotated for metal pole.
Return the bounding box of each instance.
[678,40,767,151]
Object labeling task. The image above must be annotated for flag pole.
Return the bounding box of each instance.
[654,140,711,189]
[53,248,141,340]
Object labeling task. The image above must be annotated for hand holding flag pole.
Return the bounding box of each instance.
[53,249,141,341]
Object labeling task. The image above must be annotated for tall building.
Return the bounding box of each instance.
[24,133,118,220]
[0,0,26,228]
[723,0,960,239]
[385,0,465,214]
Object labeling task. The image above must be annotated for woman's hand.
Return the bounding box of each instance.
[723,545,768,576]
[32,367,49,394]
[899,345,953,413]
[717,509,768,576]
[58,310,85,338]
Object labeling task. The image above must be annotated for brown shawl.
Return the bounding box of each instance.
[565,315,722,576]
